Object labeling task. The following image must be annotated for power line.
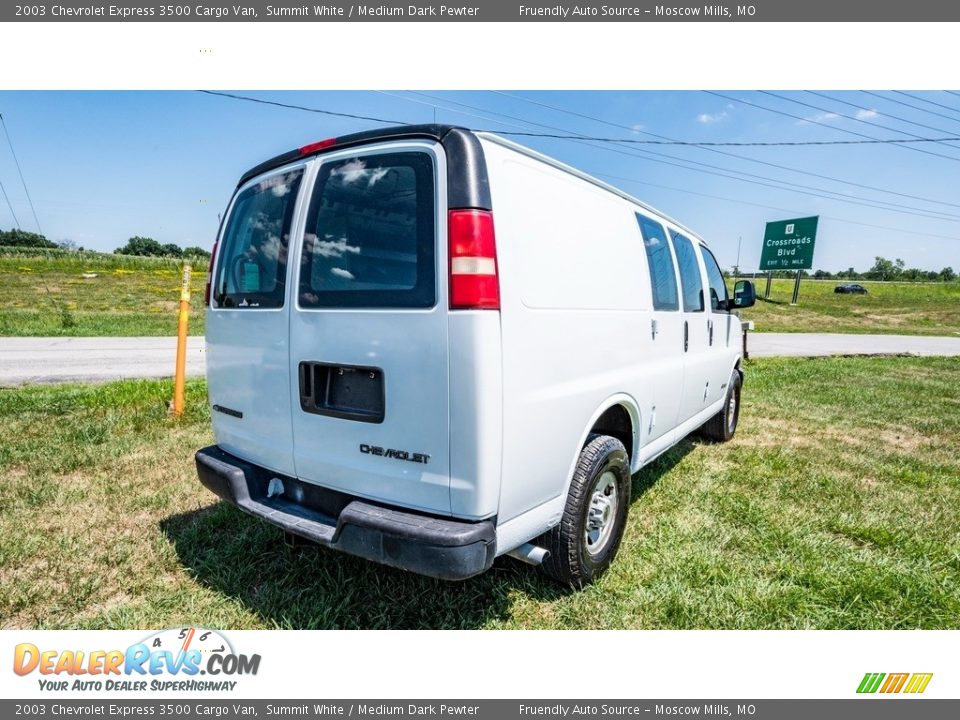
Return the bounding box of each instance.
[482,131,960,147]
[0,177,20,229]
[405,91,960,223]
[755,91,960,163]
[860,90,960,127]
[595,170,960,242]
[501,89,960,212]
[200,89,960,223]
[709,90,960,170]
[0,113,43,235]
[202,90,960,148]
[946,91,960,100]
[198,90,409,125]
[893,91,960,115]
[805,91,960,146]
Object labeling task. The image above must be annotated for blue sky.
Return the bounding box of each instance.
[0,90,958,272]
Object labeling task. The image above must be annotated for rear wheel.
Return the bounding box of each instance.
[539,434,631,587]
[702,369,742,442]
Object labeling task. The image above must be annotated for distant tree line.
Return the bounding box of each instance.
[732,256,955,282]
[1,229,209,258]
[0,229,58,249]
[114,236,210,259]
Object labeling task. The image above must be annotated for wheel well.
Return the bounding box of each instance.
[589,404,634,463]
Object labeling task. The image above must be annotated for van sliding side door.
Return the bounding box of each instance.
[636,213,685,446]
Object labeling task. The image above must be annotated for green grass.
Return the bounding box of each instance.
[1,255,958,337]
[739,278,960,336]
[0,253,207,336]
[2,356,959,629]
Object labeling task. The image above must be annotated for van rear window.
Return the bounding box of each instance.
[298,151,436,309]
[213,168,304,309]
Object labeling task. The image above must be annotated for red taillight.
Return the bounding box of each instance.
[449,209,499,310]
[205,240,218,306]
[299,138,336,155]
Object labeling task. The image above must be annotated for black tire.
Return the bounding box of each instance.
[701,369,742,442]
[538,434,631,587]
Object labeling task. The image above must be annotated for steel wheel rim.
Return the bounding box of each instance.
[585,470,619,557]
[727,387,738,433]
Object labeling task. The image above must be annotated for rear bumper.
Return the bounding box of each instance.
[195,446,496,581]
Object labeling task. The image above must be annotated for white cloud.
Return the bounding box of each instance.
[631,123,645,134]
[796,111,840,125]
[697,111,728,124]
[855,108,879,120]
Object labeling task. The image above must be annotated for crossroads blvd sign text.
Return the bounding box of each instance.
[760,216,819,270]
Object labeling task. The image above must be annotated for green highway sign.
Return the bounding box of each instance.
[759,216,819,271]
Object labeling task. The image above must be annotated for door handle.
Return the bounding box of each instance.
[708,319,714,346]
[684,320,689,352]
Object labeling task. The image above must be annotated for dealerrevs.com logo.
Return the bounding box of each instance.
[13,627,260,693]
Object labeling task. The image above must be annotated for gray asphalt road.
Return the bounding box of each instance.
[1,333,959,386]
[0,337,207,386]
[749,333,960,358]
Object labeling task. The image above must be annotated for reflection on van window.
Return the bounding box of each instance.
[636,214,679,311]
[670,231,705,313]
[299,152,436,309]
[214,169,304,308]
[702,247,729,311]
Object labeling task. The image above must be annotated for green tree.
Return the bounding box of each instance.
[160,243,184,258]
[0,229,56,248]
[115,236,164,256]
[941,267,956,282]
[867,256,904,281]
[183,245,211,258]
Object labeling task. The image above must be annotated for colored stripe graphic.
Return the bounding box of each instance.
[880,673,909,693]
[904,673,934,694]
[857,673,885,693]
[857,672,932,694]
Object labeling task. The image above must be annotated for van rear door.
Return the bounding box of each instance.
[206,166,306,476]
[288,142,452,516]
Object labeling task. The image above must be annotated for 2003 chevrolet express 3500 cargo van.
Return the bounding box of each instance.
[195,124,757,586]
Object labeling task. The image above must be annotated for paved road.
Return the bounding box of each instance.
[1,333,959,386]
[0,337,207,386]
[749,333,960,358]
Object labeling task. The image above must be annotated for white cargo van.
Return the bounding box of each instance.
[195,124,756,585]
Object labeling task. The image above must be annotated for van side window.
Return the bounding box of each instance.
[299,151,436,309]
[636,214,679,311]
[701,247,729,311]
[213,168,304,309]
[670,231,705,313]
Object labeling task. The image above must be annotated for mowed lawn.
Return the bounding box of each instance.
[0,253,208,336]
[1,357,958,629]
[740,278,960,336]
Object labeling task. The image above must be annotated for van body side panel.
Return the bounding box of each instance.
[481,140,658,524]
[288,141,453,516]
[447,312,503,519]
[206,164,310,477]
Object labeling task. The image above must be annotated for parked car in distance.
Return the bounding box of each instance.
[195,124,757,587]
[834,283,869,294]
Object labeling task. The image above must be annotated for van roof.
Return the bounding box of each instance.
[239,123,707,246]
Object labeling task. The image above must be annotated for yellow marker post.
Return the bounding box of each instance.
[172,263,192,418]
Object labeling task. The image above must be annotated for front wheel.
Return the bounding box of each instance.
[702,369,742,442]
[539,434,631,587]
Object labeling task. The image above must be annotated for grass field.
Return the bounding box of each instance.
[0,253,208,336]
[1,356,958,630]
[739,278,960,336]
[1,254,959,337]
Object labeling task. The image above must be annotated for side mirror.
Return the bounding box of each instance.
[730,280,756,309]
